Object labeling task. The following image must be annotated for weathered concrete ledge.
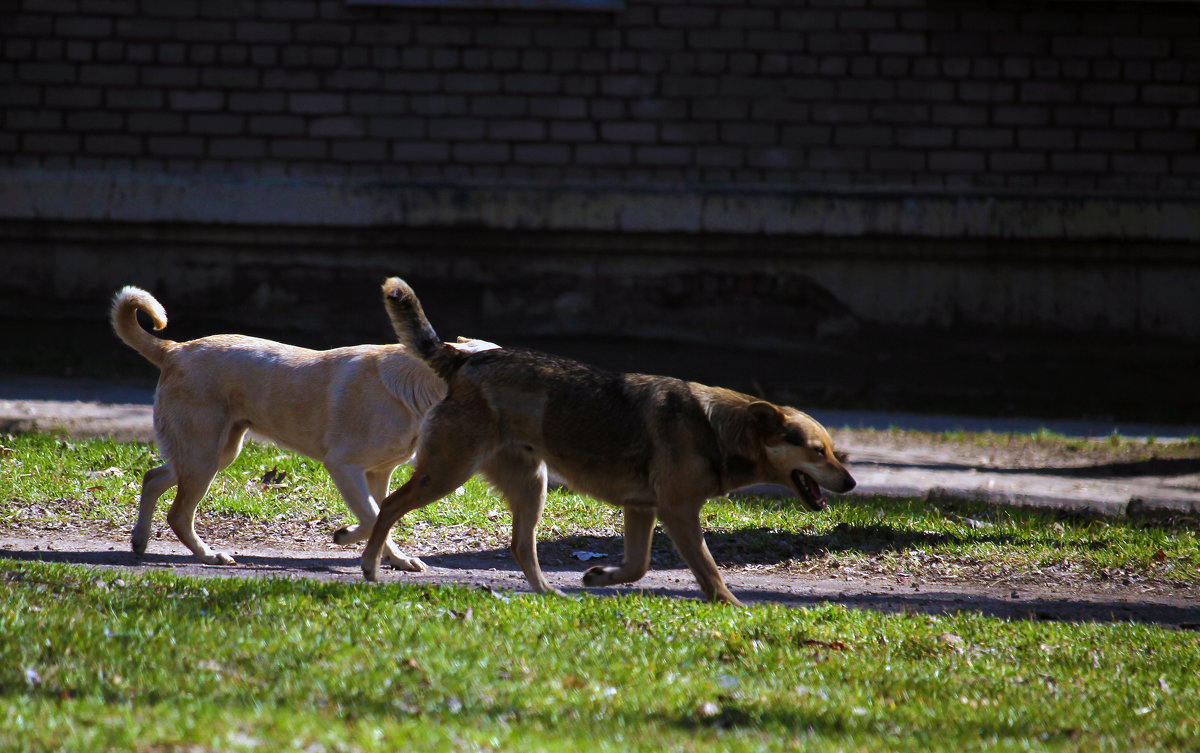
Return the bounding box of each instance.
[4,391,1197,520]
[4,168,1199,242]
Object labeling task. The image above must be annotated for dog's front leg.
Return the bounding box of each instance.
[657,501,742,606]
[327,464,426,572]
[582,506,655,588]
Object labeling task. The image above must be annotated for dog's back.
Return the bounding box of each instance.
[451,346,724,504]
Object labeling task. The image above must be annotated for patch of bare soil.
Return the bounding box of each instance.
[837,428,1200,475]
[3,515,1198,630]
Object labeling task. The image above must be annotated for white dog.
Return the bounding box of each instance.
[111,285,496,568]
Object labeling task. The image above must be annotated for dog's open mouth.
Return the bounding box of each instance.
[791,469,827,512]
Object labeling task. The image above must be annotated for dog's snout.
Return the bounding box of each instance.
[840,473,856,493]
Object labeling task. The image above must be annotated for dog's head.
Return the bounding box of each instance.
[748,402,855,512]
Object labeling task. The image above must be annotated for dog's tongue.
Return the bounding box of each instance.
[809,483,828,510]
[792,470,827,511]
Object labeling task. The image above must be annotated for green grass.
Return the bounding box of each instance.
[2,433,1198,584]
[873,425,1200,460]
[2,562,1198,753]
[3,432,1200,750]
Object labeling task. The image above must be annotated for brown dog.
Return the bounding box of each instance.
[361,278,856,605]
[111,285,494,568]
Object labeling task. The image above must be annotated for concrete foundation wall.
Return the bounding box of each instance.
[2,171,1198,347]
[2,0,1199,380]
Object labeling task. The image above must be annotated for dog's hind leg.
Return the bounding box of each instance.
[657,501,742,606]
[365,466,428,571]
[581,506,656,589]
[160,419,243,565]
[131,463,176,556]
[482,448,562,597]
[131,421,245,558]
[328,464,426,572]
[361,460,479,582]
[362,403,491,582]
[165,464,233,565]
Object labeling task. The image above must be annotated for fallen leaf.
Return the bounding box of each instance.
[797,638,848,651]
[696,701,720,719]
[85,467,123,479]
[937,633,965,653]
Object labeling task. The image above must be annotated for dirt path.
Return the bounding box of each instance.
[4,520,1198,629]
[3,384,1200,628]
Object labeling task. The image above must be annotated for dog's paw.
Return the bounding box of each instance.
[581,565,614,587]
[332,525,360,546]
[131,538,148,557]
[362,564,380,583]
[710,590,744,608]
[199,551,237,566]
[385,553,427,572]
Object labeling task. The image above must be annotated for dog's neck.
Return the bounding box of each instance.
[695,386,767,492]
[720,453,761,491]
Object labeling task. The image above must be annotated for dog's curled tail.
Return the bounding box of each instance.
[110,286,173,368]
[381,277,463,380]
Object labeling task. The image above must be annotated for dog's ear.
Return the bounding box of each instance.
[747,401,785,437]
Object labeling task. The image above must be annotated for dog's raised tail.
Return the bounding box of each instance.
[110,286,172,368]
[382,277,463,380]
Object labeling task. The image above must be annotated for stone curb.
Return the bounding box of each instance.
[4,396,1199,521]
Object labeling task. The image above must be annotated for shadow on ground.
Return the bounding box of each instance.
[3,532,1197,630]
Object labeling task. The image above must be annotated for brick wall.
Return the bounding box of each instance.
[4,0,1200,193]
[3,0,1200,388]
